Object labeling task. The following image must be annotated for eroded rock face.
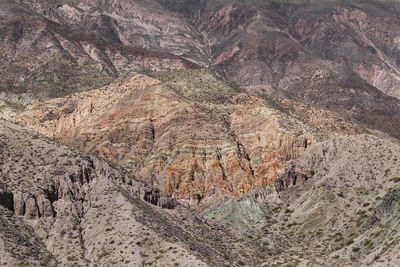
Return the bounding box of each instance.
[0,189,13,212]
[11,72,364,208]
[0,119,262,267]
[373,189,400,221]
[0,157,178,222]
[274,165,314,193]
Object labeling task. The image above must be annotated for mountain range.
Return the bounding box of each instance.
[1,0,400,266]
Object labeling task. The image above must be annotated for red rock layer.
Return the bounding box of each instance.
[12,73,364,208]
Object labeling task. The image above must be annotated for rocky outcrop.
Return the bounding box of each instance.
[0,189,13,212]
[372,189,400,221]
[1,161,178,221]
[0,119,262,267]
[274,165,314,192]
[11,72,363,208]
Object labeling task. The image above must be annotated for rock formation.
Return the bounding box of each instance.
[0,119,261,266]
[11,71,364,208]
[2,1,400,266]
[274,165,314,192]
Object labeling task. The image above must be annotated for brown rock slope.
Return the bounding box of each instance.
[12,70,365,208]
[0,119,262,266]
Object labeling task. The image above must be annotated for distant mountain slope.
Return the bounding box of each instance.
[0,0,196,116]
[0,119,262,266]
[2,0,400,138]
[156,0,400,139]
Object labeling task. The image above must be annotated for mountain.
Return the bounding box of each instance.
[2,0,400,266]
[0,0,196,117]
[156,0,400,139]
[203,134,400,266]
[2,0,400,138]
[0,119,262,266]
[10,70,365,208]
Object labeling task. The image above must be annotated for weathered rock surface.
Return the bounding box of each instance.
[11,71,364,208]
[274,165,314,192]
[0,119,263,266]
[206,133,400,266]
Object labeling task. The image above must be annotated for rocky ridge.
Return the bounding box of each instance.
[0,119,262,266]
[11,70,365,208]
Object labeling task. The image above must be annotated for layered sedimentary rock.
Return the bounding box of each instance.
[12,71,364,208]
[2,0,400,139]
[0,119,261,266]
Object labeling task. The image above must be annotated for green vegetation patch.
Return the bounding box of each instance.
[149,69,242,103]
[390,177,400,183]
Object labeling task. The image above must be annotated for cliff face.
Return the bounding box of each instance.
[0,119,262,266]
[12,71,364,208]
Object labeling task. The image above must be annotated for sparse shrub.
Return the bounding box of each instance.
[390,177,400,183]
[285,209,294,214]
[346,239,354,246]
[97,251,110,260]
